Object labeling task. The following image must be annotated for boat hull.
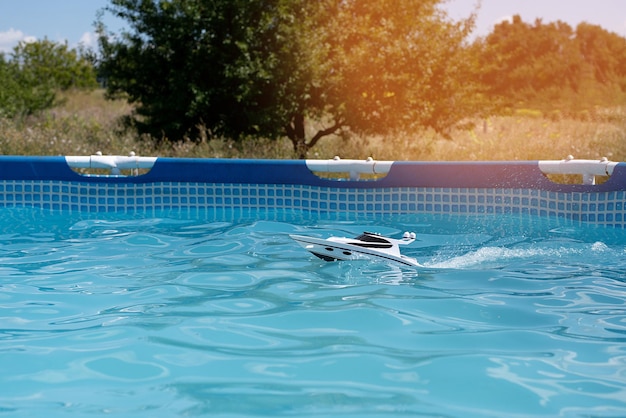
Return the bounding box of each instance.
[290,234,421,267]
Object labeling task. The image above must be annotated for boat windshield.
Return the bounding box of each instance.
[355,233,389,242]
[354,233,393,245]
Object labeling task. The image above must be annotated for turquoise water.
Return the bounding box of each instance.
[1,207,625,417]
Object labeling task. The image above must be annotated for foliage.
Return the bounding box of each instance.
[0,55,25,118]
[0,39,98,118]
[304,0,477,146]
[12,39,98,91]
[2,90,625,167]
[472,15,626,114]
[4,1,626,167]
[577,23,626,86]
[97,0,476,157]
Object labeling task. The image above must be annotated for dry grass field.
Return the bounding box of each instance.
[1,89,625,163]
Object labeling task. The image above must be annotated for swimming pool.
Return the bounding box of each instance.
[0,157,625,417]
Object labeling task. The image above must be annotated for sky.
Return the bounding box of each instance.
[1,0,625,54]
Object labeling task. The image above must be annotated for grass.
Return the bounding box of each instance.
[1,89,625,163]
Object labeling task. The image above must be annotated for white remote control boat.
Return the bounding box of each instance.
[290,231,421,267]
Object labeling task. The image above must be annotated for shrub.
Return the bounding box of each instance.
[0,40,97,118]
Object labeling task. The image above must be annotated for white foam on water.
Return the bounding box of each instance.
[425,245,588,269]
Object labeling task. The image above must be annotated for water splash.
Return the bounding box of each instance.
[426,245,588,269]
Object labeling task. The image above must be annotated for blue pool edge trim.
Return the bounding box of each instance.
[1,156,625,189]
[0,156,624,226]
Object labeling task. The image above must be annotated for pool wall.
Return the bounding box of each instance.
[0,156,625,226]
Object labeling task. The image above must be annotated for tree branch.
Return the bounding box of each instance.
[307,120,344,151]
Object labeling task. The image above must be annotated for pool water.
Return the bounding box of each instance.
[1,207,625,417]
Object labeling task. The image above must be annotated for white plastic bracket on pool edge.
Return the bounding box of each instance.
[65,153,158,176]
[305,157,393,180]
[538,156,617,185]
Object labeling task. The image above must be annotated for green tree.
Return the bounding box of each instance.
[472,15,626,114]
[0,39,98,118]
[0,55,21,117]
[474,15,584,111]
[299,0,477,147]
[575,23,626,106]
[12,39,97,91]
[98,0,476,157]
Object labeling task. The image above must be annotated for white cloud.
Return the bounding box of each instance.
[78,31,97,49]
[0,28,98,55]
[0,28,36,53]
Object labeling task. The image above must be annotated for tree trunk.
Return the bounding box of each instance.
[286,113,344,159]
[286,112,308,159]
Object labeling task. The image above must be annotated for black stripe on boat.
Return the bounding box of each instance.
[311,252,337,262]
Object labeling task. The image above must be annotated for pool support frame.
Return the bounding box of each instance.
[0,156,624,226]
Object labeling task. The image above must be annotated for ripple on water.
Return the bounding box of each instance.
[1,209,625,417]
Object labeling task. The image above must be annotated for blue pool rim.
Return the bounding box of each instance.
[0,156,624,227]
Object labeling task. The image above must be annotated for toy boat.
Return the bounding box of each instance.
[290,231,421,267]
